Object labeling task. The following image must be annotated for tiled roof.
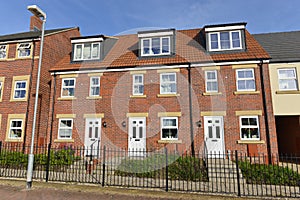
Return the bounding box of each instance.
[254,31,300,63]
[51,28,269,72]
[0,27,78,42]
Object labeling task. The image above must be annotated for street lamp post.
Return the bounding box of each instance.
[26,5,46,189]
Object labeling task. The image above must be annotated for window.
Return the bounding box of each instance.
[160,73,176,94]
[9,119,23,139]
[205,70,218,92]
[0,45,7,59]
[61,78,76,97]
[209,31,241,51]
[240,116,260,140]
[278,68,298,91]
[89,77,100,96]
[13,81,27,99]
[161,117,178,140]
[17,43,31,58]
[236,69,255,91]
[74,42,100,61]
[133,74,144,95]
[141,37,170,56]
[58,119,73,139]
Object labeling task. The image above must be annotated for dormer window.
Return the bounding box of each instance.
[141,37,170,56]
[138,29,175,57]
[74,43,100,61]
[209,31,242,51]
[17,43,32,58]
[0,45,7,59]
[71,36,103,61]
[204,23,246,52]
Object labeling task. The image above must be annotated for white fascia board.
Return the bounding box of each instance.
[51,60,270,76]
[0,38,39,45]
[52,64,188,75]
[71,38,104,43]
[192,60,270,67]
[205,25,245,32]
[138,31,174,38]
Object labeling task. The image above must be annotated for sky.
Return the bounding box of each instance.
[1,0,300,36]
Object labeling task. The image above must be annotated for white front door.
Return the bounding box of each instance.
[85,118,101,157]
[128,117,146,157]
[204,116,224,158]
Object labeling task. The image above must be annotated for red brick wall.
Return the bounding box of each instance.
[49,64,278,155]
[0,28,80,147]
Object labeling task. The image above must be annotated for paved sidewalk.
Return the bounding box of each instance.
[0,179,254,200]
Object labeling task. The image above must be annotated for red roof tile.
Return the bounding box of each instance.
[50,28,269,72]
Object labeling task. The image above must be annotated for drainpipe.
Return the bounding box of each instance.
[48,73,56,146]
[259,60,272,163]
[187,64,195,157]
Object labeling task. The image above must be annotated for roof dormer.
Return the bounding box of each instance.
[71,35,104,62]
[138,29,175,57]
[204,22,246,52]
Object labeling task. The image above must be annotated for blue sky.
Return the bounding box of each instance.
[2,0,300,36]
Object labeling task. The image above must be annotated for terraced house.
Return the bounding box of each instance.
[254,31,300,155]
[47,22,278,157]
[0,15,80,147]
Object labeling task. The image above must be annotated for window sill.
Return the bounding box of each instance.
[234,91,260,95]
[157,94,180,98]
[237,140,265,144]
[10,99,27,102]
[58,97,77,101]
[158,140,182,144]
[202,92,222,96]
[54,139,74,143]
[275,90,300,94]
[86,96,102,100]
[5,138,23,142]
[130,95,147,98]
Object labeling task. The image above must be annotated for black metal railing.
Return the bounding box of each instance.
[0,143,299,198]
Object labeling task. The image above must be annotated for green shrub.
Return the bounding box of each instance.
[239,161,300,186]
[0,148,79,170]
[115,154,208,181]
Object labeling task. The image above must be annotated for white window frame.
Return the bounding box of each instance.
[141,36,170,56]
[161,117,178,140]
[58,119,73,139]
[89,76,100,97]
[74,42,100,61]
[160,73,177,94]
[61,78,76,98]
[205,70,218,93]
[132,74,144,95]
[9,119,23,139]
[239,116,260,140]
[277,68,298,91]
[0,45,7,59]
[236,69,256,91]
[13,80,27,99]
[17,43,31,58]
[208,30,242,51]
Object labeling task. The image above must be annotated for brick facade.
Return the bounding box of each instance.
[0,17,80,147]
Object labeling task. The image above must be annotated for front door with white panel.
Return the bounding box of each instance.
[128,117,146,157]
[85,118,101,157]
[204,116,224,158]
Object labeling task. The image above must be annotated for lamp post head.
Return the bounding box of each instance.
[27,5,46,19]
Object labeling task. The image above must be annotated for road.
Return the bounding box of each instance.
[0,179,253,200]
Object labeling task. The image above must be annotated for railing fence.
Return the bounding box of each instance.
[0,142,299,198]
